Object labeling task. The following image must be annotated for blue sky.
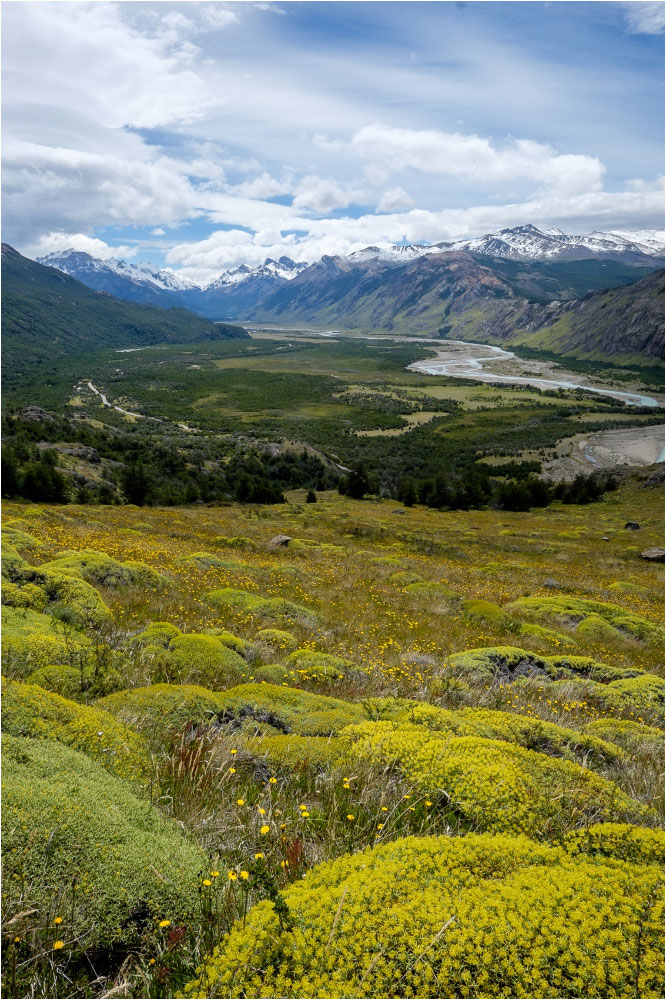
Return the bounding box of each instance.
[2,1,663,282]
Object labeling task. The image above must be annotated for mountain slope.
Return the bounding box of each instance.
[2,245,248,371]
[508,269,665,362]
[36,250,197,308]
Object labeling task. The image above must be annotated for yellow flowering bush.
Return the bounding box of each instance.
[2,679,151,783]
[184,832,664,998]
[563,823,664,867]
[2,735,205,951]
[339,721,648,837]
[219,683,365,735]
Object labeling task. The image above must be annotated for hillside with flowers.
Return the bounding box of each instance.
[1,474,664,998]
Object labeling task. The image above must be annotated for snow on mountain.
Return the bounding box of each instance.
[438,224,664,262]
[346,243,443,264]
[38,249,199,291]
[204,257,307,289]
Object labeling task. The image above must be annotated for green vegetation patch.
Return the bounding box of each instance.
[563,823,664,866]
[1,605,91,677]
[96,683,226,748]
[184,832,663,999]
[168,634,247,688]
[206,587,316,623]
[2,735,205,952]
[255,628,299,652]
[508,595,663,644]
[2,679,150,783]
[41,548,167,590]
[584,719,664,754]
[245,733,341,772]
[218,683,365,736]
[286,648,357,681]
[339,721,647,838]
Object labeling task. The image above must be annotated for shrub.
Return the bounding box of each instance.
[256,628,299,652]
[339,721,648,838]
[128,621,182,648]
[184,832,664,999]
[1,605,91,677]
[2,736,205,953]
[168,633,246,688]
[206,629,250,656]
[1,679,151,784]
[219,684,365,735]
[564,823,664,866]
[584,718,664,754]
[245,733,341,772]
[40,549,167,590]
[286,648,356,681]
[461,598,513,628]
[96,683,225,748]
[206,587,316,623]
[26,661,121,699]
[508,595,663,644]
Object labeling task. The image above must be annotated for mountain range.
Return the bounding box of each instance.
[27,224,666,364]
[2,245,247,374]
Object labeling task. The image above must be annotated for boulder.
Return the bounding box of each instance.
[624,522,640,531]
[641,548,665,562]
[269,534,292,548]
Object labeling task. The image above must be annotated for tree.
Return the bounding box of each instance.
[343,463,370,500]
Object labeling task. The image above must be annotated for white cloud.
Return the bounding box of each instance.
[623,2,665,33]
[232,172,295,199]
[164,178,664,284]
[200,6,239,29]
[2,3,219,129]
[151,228,166,236]
[376,187,415,214]
[292,176,363,214]
[352,125,605,196]
[28,232,136,260]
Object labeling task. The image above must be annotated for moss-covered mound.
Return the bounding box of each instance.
[168,633,246,687]
[206,587,316,623]
[508,595,663,644]
[392,704,624,767]
[95,683,226,747]
[184,832,664,999]
[40,549,167,590]
[563,823,665,866]
[583,718,664,754]
[339,721,648,838]
[218,684,365,736]
[285,648,356,681]
[447,645,640,684]
[245,733,341,772]
[2,736,205,952]
[2,679,151,783]
[2,563,113,630]
[1,605,91,676]
[255,628,299,652]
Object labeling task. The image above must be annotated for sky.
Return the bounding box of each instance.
[2,0,664,284]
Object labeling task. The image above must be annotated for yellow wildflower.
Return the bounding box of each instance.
[158,919,171,928]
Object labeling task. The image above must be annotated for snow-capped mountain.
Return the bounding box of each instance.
[437,224,664,264]
[37,249,199,309]
[206,256,307,289]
